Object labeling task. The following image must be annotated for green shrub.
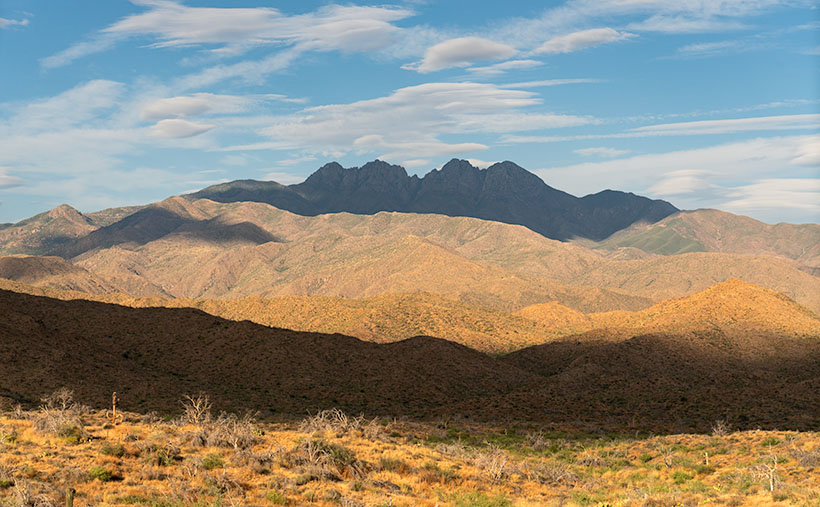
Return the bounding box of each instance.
[451,491,512,507]
[761,437,781,447]
[1,429,17,445]
[101,443,126,458]
[695,464,716,475]
[671,470,693,484]
[58,424,85,444]
[265,490,288,504]
[202,454,225,470]
[639,453,653,463]
[89,466,113,482]
[0,479,12,489]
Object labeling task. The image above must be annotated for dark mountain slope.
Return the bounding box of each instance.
[0,288,538,418]
[190,159,677,241]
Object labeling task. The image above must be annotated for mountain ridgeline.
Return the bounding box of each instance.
[189,159,678,241]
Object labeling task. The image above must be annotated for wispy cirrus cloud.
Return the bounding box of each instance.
[248,81,595,160]
[723,178,820,219]
[0,168,25,189]
[497,78,602,89]
[42,2,413,69]
[467,59,542,76]
[503,114,820,143]
[574,147,630,158]
[139,92,309,122]
[533,28,635,54]
[631,114,820,136]
[0,16,30,29]
[536,135,820,222]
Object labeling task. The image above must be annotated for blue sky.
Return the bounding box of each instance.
[0,0,818,224]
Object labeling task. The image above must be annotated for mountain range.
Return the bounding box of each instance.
[2,195,818,315]
[189,159,678,241]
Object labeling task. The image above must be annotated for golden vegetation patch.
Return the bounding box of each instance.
[0,392,818,506]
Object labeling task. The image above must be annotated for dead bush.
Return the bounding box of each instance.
[179,393,212,425]
[524,461,579,486]
[525,431,549,451]
[204,470,245,495]
[474,446,512,482]
[32,389,88,442]
[790,447,820,468]
[185,412,259,450]
[139,442,181,466]
[299,408,364,436]
[435,442,473,461]
[578,447,610,468]
[12,479,57,507]
[711,419,731,437]
[289,438,368,480]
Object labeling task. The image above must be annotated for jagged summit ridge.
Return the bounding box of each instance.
[190,158,677,241]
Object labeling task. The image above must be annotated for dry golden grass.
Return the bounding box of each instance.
[0,398,818,507]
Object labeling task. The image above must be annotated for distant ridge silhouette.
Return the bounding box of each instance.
[190,159,677,241]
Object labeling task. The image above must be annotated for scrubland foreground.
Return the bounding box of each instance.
[0,392,818,506]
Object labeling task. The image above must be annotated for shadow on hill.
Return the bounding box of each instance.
[497,330,820,432]
[1,288,818,433]
[51,207,282,259]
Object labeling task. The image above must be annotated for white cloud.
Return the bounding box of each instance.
[626,15,747,33]
[467,59,543,75]
[353,134,487,160]
[534,28,635,54]
[503,114,820,144]
[676,40,746,58]
[791,137,820,167]
[140,93,251,121]
[574,147,630,157]
[9,80,124,132]
[647,170,715,196]
[0,17,29,29]
[631,114,820,135]
[498,78,602,88]
[0,168,24,189]
[41,35,120,69]
[174,48,304,89]
[149,119,215,138]
[536,135,820,222]
[486,0,797,51]
[255,81,594,160]
[723,178,820,221]
[405,37,517,73]
[43,2,413,68]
